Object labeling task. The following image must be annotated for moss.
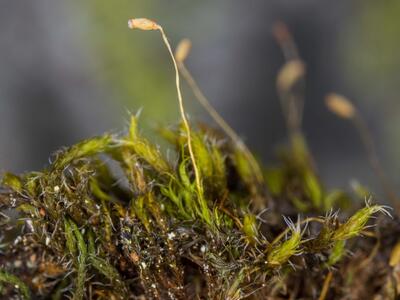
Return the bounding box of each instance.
[0,117,395,299]
[0,17,399,300]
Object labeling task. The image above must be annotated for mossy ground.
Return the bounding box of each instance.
[1,18,400,300]
[0,117,398,299]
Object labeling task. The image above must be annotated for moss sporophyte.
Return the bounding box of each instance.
[0,17,399,300]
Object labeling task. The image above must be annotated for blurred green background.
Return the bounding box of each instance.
[0,0,399,200]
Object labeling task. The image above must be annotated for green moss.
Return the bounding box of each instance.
[0,18,398,300]
[0,270,30,300]
[0,118,392,299]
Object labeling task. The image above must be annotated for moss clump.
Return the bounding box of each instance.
[0,115,397,299]
[1,17,400,300]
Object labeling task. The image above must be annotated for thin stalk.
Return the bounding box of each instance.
[158,28,202,193]
[326,93,398,206]
[273,21,300,62]
[353,112,398,205]
[177,61,264,183]
[273,21,305,136]
[128,19,202,195]
[318,271,333,300]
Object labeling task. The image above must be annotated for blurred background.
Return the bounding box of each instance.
[1,0,399,200]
